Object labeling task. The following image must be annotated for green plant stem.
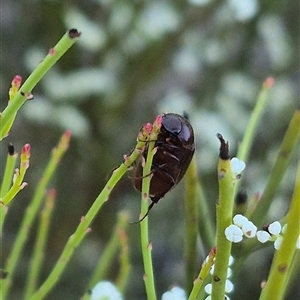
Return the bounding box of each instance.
[184,155,215,293]
[0,149,17,197]
[2,144,30,206]
[234,78,273,196]
[186,155,215,250]
[90,222,119,284]
[184,156,199,292]
[251,108,300,227]
[285,251,300,296]
[259,159,300,300]
[197,183,215,251]
[87,211,129,295]
[211,154,235,299]
[0,150,17,234]
[0,29,80,141]
[116,215,131,293]
[140,140,157,300]
[237,78,273,164]
[188,247,216,300]
[29,140,145,300]
[1,131,71,299]
[24,189,56,299]
[81,212,130,300]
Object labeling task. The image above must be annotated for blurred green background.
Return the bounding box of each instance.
[1,0,299,299]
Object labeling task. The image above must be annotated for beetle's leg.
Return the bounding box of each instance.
[129,201,156,224]
[132,169,155,180]
[151,162,178,184]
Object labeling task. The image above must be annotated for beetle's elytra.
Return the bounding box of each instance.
[134,113,195,221]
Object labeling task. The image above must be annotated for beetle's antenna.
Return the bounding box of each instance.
[183,111,189,120]
[129,202,155,224]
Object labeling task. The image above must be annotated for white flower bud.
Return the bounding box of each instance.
[256,231,270,243]
[225,225,243,243]
[204,284,212,294]
[233,214,248,227]
[242,221,257,238]
[90,281,122,300]
[274,236,283,250]
[225,279,234,293]
[230,158,246,176]
[162,286,187,300]
[268,221,281,235]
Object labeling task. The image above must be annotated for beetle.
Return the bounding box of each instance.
[134,113,195,222]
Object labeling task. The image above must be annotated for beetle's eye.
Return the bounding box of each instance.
[162,115,182,134]
[178,123,193,143]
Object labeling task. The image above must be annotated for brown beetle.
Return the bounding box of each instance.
[134,113,195,221]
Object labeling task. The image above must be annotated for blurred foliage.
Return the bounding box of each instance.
[0,0,299,299]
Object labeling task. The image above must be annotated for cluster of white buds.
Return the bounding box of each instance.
[204,256,235,300]
[90,282,188,300]
[225,214,257,243]
[226,158,300,250]
[161,286,187,300]
[225,215,300,250]
[90,281,123,300]
[257,222,300,250]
